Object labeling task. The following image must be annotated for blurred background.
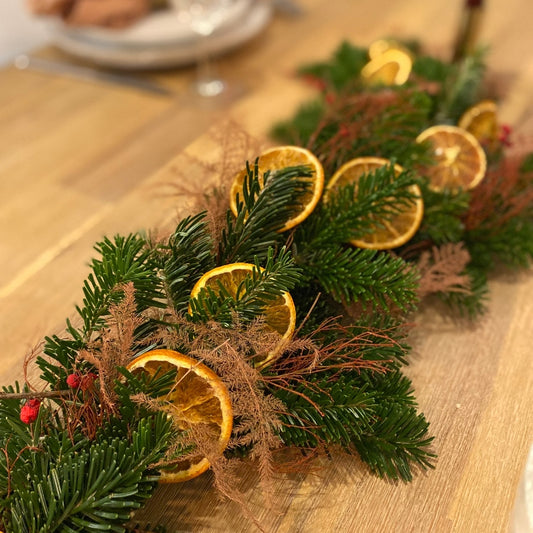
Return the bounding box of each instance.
[0,0,49,65]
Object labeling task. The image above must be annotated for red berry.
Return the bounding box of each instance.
[80,373,98,391]
[66,373,81,389]
[339,124,350,137]
[20,399,41,424]
[499,124,513,147]
[302,74,327,92]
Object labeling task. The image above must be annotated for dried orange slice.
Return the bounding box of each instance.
[229,146,324,232]
[190,263,296,367]
[127,349,233,483]
[361,48,412,86]
[416,125,487,191]
[368,39,414,60]
[326,156,423,250]
[458,100,499,150]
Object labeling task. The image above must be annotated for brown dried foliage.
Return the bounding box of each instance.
[22,343,44,392]
[267,320,391,387]
[146,308,392,435]
[144,310,285,497]
[462,151,533,232]
[140,303,394,515]
[417,243,472,298]
[304,89,424,176]
[63,385,101,441]
[60,282,143,440]
[79,282,142,414]
[166,120,265,243]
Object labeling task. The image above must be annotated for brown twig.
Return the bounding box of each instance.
[0,390,70,401]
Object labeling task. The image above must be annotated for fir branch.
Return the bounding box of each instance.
[336,321,412,367]
[298,40,369,91]
[434,48,487,123]
[39,334,87,388]
[270,367,434,482]
[289,283,346,336]
[8,415,171,533]
[412,54,454,84]
[263,323,416,459]
[297,246,419,313]
[353,399,434,481]
[296,165,421,250]
[0,371,177,533]
[160,212,216,314]
[189,247,301,327]
[411,185,470,247]
[271,375,377,449]
[359,368,418,405]
[347,368,434,481]
[38,235,168,388]
[78,234,165,339]
[218,161,314,264]
[271,100,329,153]
[289,165,421,313]
[466,217,533,271]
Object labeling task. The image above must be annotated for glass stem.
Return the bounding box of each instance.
[197,36,212,82]
[195,34,225,97]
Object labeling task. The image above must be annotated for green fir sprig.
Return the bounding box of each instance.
[0,376,175,533]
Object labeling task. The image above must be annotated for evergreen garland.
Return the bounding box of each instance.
[1,39,532,532]
[273,39,533,317]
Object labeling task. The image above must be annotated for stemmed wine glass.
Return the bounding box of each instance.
[170,0,238,99]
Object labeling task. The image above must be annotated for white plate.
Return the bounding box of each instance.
[44,0,252,48]
[45,0,272,70]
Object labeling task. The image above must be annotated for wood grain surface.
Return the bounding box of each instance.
[0,0,532,531]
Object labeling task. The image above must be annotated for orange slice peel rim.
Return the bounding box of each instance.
[458,100,500,149]
[126,348,233,483]
[416,124,487,192]
[326,156,424,250]
[189,262,296,368]
[229,145,325,233]
[361,48,413,86]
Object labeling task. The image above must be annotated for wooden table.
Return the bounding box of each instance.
[1,0,532,531]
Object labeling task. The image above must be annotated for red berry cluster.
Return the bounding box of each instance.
[66,372,98,391]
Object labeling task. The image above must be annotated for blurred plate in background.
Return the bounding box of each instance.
[43,0,271,69]
[44,0,251,48]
